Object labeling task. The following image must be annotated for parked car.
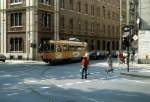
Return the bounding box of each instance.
[111,51,118,58]
[0,54,6,62]
[89,51,106,60]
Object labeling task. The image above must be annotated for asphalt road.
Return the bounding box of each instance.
[0,60,150,102]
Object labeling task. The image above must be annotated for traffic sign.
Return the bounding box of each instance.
[133,35,138,41]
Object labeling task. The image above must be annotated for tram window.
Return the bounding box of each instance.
[71,46,75,51]
[56,46,62,52]
[63,45,69,51]
[77,47,82,51]
[43,43,49,51]
[83,47,86,51]
[50,44,54,51]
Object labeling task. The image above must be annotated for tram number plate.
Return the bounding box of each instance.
[73,52,80,57]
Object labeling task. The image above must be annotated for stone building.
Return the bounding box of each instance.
[138,0,150,63]
[0,0,126,60]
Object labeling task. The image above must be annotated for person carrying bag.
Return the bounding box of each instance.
[81,56,89,79]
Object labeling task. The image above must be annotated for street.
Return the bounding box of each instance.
[0,60,150,102]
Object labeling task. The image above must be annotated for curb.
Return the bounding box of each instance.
[120,72,150,78]
[5,60,45,64]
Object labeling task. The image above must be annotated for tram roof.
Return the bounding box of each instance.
[49,40,87,46]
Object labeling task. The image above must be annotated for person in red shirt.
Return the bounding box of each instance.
[81,56,89,79]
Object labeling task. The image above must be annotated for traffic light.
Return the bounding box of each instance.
[122,37,130,49]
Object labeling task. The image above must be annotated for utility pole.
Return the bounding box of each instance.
[119,0,122,51]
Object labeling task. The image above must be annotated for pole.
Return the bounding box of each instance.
[54,0,59,40]
[127,28,131,72]
[127,41,130,72]
[3,0,4,53]
[27,0,30,60]
[119,0,122,51]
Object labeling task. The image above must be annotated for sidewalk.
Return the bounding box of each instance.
[118,62,150,78]
[120,72,150,78]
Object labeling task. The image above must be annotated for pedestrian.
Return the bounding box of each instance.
[130,53,135,64]
[118,51,123,64]
[106,55,113,73]
[80,56,89,79]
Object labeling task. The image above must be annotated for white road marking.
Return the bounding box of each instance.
[65,83,74,86]
[41,80,46,82]
[29,80,37,83]
[7,93,18,96]
[40,86,50,89]
[95,72,100,74]
[56,85,64,87]
[76,81,83,84]
[60,77,65,79]
[3,83,11,86]
[84,80,92,83]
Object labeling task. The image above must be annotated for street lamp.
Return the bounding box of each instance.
[119,0,122,51]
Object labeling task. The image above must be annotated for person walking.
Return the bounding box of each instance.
[81,56,89,79]
[130,53,135,64]
[106,55,113,73]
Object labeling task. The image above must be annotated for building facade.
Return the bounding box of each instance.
[0,0,126,60]
[138,0,150,64]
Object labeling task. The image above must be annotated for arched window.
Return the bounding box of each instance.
[103,40,105,50]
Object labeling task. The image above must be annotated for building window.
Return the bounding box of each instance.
[60,15,65,30]
[102,6,105,18]
[112,41,115,50]
[97,40,100,50]
[42,13,51,27]
[103,40,106,50]
[10,0,22,4]
[78,22,81,32]
[77,1,81,12]
[69,18,73,32]
[112,26,115,34]
[97,7,101,17]
[91,23,94,33]
[108,25,110,35]
[91,5,94,16]
[91,40,94,50]
[10,13,22,27]
[96,23,101,33]
[103,24,105,34]
[107,10,111,19]
[39,0,51,5]
[116,41,119,50]
[69,0,73,10]
[10,38,23,51]
[60,0,65,8]
[85,21,88,33]
[84,3,88,14]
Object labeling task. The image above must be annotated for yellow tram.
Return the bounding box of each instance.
[41,40,88,63]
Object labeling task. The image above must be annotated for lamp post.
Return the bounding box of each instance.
[119,0,122,51]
